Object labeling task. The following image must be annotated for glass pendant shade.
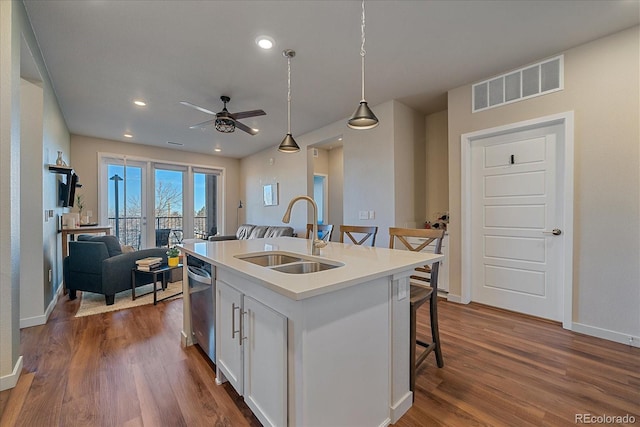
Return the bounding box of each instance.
[278,133,300,152]
[347,101,379,129]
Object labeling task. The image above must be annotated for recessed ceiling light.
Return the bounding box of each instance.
[256,36,274,50]
[133,100,147,107]
[214,147,222,152]
[124,133,133,138]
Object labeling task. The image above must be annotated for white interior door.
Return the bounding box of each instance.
[470,124,564,321]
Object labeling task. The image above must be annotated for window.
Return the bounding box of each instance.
[194,170,218,239]
[155,167,184,246]
[100,155,222,248]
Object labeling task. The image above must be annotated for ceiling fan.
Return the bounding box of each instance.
[180,96,266,135]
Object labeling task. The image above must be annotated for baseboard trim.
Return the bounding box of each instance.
[572,322,640,348]
[389,390,412,424]
[181,330,193,347]
[19,280,63,329]
[0,356,23,391]
[19,314,46,329]
[446,293,463,303]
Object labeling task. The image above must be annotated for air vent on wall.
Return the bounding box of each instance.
[472,55,563,113]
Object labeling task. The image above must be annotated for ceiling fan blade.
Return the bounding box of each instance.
[234,120,259,136]
[189,118,216,129]
[231,109,266,120]
[180,101,216,116]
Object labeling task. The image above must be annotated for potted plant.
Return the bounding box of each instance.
[166,246,180,267]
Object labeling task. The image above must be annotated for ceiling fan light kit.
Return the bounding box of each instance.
[348,0,378,130]
[181,95,265,136]
[278,49,300,153]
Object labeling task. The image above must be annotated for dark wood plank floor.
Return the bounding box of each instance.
[1,294,638,426]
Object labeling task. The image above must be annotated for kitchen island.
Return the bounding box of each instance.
[180,237,443,427]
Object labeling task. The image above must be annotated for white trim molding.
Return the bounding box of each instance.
[0,356,23,391]
[572,323,640,348]
[460,111,574,330]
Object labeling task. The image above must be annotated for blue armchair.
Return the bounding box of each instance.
[63,235,168,305]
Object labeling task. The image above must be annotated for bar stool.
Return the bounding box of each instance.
[306,224,334,242]
[388,227,445,394]
[339,225,378,246]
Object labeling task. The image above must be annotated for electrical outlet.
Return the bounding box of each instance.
[368,210,375,219]
[359,210,368,220]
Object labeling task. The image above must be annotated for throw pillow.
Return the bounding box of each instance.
[121,244,135,253]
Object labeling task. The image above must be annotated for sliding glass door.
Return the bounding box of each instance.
[100,156,222,248]
[154,166,184,246]
[193,169,219,239]
[102,159,147,249]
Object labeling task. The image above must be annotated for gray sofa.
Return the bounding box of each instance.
[209,224,294,241]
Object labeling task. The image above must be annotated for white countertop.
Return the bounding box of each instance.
[180,237,443,300]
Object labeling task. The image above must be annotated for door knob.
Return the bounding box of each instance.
[542,228,562,236]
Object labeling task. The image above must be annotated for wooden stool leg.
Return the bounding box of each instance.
[430,294,444,368]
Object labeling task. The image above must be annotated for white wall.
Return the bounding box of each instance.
[447,26,640,340]
[0,0,22,390]
[393,101,426,229]
[328,146,343,241]
[240,100,426,247]
[425,110,449,219]
[70,134,241,238]
[1,0,71,390]
[20,78,44,326]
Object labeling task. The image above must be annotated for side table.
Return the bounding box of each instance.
[131,264,183,305]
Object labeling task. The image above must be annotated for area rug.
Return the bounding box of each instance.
[75,281,183,317]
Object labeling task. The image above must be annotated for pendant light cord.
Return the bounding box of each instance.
[360,0,366,102]
[287,55,292,134]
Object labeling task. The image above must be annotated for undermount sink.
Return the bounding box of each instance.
[239,253,303,267]
[236,251,343,274]
[272,261,340,274]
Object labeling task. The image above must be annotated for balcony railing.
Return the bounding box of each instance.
[107,216,210,249]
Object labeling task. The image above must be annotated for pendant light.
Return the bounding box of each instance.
[348,0,378,130]
[278,49,300,153]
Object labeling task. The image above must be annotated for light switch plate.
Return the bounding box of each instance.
[368,210,375,219]
[359,211,368,220]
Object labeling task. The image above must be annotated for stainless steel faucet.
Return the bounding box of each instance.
[282,195,327,256]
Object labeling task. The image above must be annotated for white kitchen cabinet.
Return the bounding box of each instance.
[243,295,287,427]
[216,279,287,427]
[216,279,244,393]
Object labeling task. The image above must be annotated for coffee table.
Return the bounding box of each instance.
[131,263,183,305]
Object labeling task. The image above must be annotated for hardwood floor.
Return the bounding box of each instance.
[1,294,638,426]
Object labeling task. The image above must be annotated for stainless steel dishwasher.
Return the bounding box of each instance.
[187,258,215,362]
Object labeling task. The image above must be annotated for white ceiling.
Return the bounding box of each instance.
[23,0,639,159]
